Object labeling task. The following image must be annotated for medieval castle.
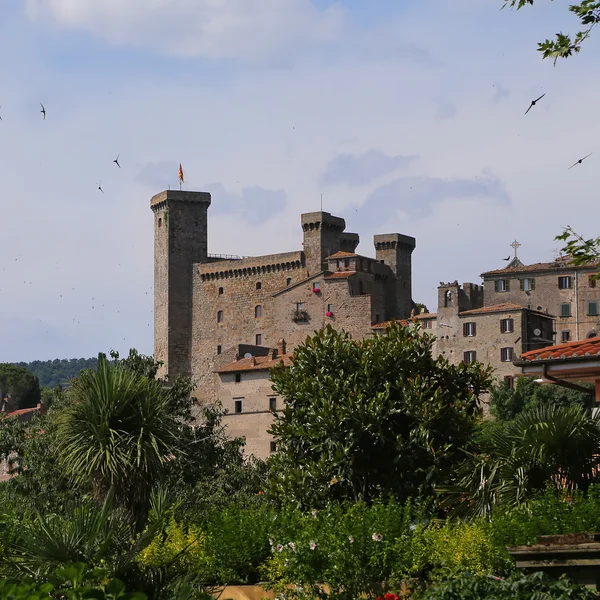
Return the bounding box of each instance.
[152,189,600,458]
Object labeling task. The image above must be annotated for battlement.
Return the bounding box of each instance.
[374,233,416,251]
[199,251,304,281]
[301,211,346,232]
[150,190,212,212]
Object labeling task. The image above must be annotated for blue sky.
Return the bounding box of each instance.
[1,0,598,362]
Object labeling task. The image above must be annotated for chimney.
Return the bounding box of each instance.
[277,339,287,356]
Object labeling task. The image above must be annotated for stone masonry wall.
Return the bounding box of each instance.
[483,268,600,342]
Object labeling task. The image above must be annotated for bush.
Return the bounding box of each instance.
[418,571,597,600]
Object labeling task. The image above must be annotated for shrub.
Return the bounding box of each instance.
[418,571,597,600]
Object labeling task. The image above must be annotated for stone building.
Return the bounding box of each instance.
[481,253,600,344]
[151,189,416,406]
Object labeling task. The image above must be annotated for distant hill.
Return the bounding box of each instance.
[12,357,98,388]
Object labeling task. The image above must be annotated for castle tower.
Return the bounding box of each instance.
[374,233,416,318]
[151,190,211,378]
[301,212,348,275]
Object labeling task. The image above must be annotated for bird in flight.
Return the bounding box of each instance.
[0,107,2,121]
[568,153,592,170]
[113,154,121,168]
[98,182,104,194]
[524,93,545,115]
[40,103,46,119]
[502,256,510,261]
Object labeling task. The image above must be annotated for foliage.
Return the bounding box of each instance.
[268,323,493,508]
[55,353,186,520]
[261,498,434,600]
[440,404,600,518]
[503,0,600,64]
[490,375,595,421]
[0,364,41,409]
[12,358,98,389]
[555,226,600,271]
[0,563,146,600]
[414,303,429,314]
[418,570,597,600]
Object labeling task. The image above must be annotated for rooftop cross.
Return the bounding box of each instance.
[510,239,521,259]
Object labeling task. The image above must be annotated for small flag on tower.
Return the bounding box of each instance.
[178,163,184,186]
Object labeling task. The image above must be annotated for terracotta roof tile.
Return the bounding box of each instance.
[327,251,357,259]
[0,406,40,419]
[215,354,293,374]
[520,337,600,362]
[459,303,526,316]
[325,271,356,279]
[481,256,598,276]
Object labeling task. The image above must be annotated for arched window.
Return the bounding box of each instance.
[217,310,223,323]
[286,277,292,286]
[256,281,262,290]
[255,305,263,318]
[218,287,224,295]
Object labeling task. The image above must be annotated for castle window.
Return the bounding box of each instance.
[561,330,571,342]
[344,259,350,268]
[256,281,262,290]
[520,278,535,291]
[558,276,572,290]
[560,302,571,317]
[422,320,432,330]
[234,399,243,414]
[286,277,292,286]
[296,302,305,311]
[504,375,514,389]
[313,282,321,291]
[444,290,452,307]
[500,318,514,333]
[157,217,162,228]
[218,287,224,295]
[463,322,476,337]
[270,441,277,453]
[500,347,514,362]
[217,310,224,323]
[269,397,277,411]
[463,351,476,364]
[590,275,597,288]
[235,373,241,383]
[494,279,509,292]
[589,301,599,316]
[327,303,334,313]
[255,305,263,318]
[217,345,222,355]
[255,333,262,345]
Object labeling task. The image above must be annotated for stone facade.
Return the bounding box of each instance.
[152,189,416,405]
[481,256,600,344]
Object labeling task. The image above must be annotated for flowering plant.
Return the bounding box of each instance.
[312,287,320,294]
[326,311,333,318]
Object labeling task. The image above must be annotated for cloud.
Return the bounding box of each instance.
[492,82,510,104]
[24,0,344,61]
[202,183,287,225]
[349,174,511,228]
[319,149,418,187]
[435,102,457,120]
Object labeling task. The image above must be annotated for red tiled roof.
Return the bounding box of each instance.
[481,256,598,276]
[327,251,357,259]
[215,354,293,374]
[459,303,525,316]
[325,271,356,279]
[520,337,600,362]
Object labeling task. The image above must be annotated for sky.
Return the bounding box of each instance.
[1,0,598,362]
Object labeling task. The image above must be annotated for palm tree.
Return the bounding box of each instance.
[439,404,600,518]
[55,353,183,522]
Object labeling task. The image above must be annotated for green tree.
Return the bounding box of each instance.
[267,322,493,508]
[503,0,600,63]
[441,404,600,518]
[0,364,41,409]
[490,375,595,421]
[55,353,187,521]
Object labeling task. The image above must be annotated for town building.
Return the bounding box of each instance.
[481,243,600,344]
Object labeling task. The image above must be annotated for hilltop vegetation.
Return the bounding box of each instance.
[11,357,98,388]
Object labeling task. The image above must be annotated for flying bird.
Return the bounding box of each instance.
[40,103,46,119]
[503,256,510,261]
[98,182,104,194]
[568,153,593,170]
[524,93,545,115]
[113,154,121,168]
